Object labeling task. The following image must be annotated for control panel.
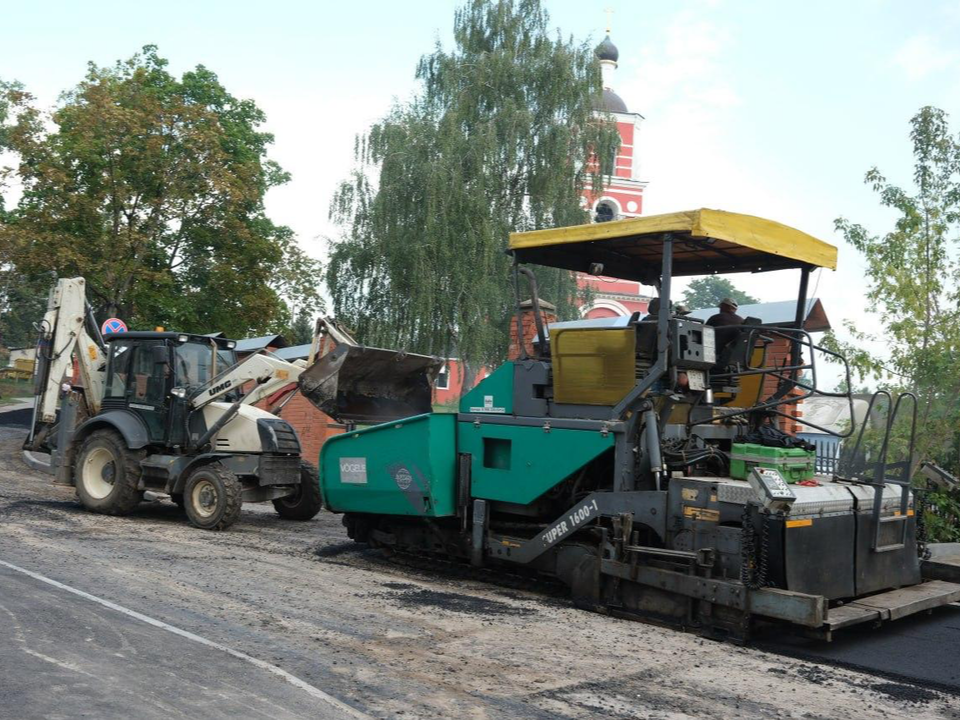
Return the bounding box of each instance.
[671,319,716,370]
[748,467,796,513]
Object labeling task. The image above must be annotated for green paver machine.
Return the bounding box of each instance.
[317,209,960,640]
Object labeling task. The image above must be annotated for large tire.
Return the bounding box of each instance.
[183,463,243,531]
[74,429,144,515]
[273,462,323,521]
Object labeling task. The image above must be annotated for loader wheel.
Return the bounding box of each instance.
[183,463,242,531]
[273,462,323,521]
[75,430,144,515]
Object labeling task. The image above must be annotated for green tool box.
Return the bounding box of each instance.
[729,443,816,483]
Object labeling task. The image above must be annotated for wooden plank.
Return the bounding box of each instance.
[847,580,960,621]
[750,587,826,628]
[825,603,880,631]
[922,552,960,583]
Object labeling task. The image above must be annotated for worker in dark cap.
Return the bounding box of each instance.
[644,297,693,322]
[643,297,661,321]
[706,297,745,351]
[706,297,744,328]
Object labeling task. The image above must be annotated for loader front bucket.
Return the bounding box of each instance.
[298,344,443,424]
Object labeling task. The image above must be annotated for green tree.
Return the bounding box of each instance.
[828,106,960,540]
[0,48,322,339]
[287,311,314,347]
[326,0,619,369]
[682,276,758,310]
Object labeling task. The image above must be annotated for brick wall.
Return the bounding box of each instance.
[760,337,804,435]
[508,299,557,360]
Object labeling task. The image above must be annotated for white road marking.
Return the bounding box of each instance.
[0,559,370,719]
[22,647,97,677]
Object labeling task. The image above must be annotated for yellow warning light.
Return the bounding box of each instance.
[155,326,165,332]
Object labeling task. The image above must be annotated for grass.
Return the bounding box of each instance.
[0,378,33,406]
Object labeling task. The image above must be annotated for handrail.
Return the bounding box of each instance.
[691,325,856,439]
[836,390,919,553]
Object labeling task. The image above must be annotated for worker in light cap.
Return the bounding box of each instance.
[706,297,744,328]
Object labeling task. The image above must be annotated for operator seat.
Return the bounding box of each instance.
[710,317,763,406]
[635,319,658,370]
[715,317,762,369]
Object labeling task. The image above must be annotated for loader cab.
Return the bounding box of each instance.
[102,332,238,446]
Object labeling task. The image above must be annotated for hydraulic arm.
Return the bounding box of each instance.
[28,278,107,444]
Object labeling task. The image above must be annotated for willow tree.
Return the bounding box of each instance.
[327,0,619,370]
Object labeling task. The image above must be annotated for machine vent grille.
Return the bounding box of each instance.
[272,426,300,453]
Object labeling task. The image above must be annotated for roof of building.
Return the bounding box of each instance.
[519,298,557,311]
[594,88,628,113]
[234,334,289,353]
[689,298,831,332]
[272,343,312,361]
[596,35,619,62]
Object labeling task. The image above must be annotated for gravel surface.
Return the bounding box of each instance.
[1,426,958,719]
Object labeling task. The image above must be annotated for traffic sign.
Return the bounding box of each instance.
[101,318,128,335]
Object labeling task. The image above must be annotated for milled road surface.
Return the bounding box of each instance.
[1,418,959,718]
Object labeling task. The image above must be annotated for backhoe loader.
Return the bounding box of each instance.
[21,277,441,530]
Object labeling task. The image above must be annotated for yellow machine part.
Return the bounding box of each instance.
[552,328,636,405]
[715,346,766,408]
[509,208,838,274]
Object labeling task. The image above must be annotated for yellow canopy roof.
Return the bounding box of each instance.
[509,209,837,279]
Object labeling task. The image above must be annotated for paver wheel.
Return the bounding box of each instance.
[183,463,243,530]
[74,429,144,515]
[273,462,323,521]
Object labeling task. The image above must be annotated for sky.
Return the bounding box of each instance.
[2,0,960,385]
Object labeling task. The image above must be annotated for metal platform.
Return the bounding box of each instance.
[823,580,960,635]
[921,543,960,583]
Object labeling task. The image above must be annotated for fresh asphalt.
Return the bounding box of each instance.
[764,604,960,695]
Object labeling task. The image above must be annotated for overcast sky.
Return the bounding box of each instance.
[3,0,960,383]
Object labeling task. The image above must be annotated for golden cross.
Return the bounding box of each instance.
[604,7,614,34]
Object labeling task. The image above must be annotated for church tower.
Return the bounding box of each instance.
[583,28,647,221]
[577,24,653,320]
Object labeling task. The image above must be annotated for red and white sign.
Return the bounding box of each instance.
[101,318,128,335]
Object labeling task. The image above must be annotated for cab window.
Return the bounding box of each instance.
[105,341,133,398]
[174,342,238,393]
